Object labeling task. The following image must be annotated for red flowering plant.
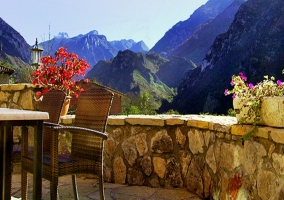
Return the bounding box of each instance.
[31,47,90,99]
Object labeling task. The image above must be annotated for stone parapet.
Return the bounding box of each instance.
[0,83,43,144]
[0,84,42,110]
[61,114,284,199]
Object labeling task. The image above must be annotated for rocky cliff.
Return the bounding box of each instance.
[150,0,236,55]
[168,0,246,66]
[161,0,284,114]
[0,17,30,63]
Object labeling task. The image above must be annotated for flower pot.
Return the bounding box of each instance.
[60,96,72,116]
[233,97,284,127]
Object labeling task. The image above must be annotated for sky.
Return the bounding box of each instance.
[1,0,208,49]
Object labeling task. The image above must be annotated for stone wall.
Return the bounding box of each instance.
[2,84,284,199]
[0,84,43,142]
[61,114,284,199]
[0,84,42,110]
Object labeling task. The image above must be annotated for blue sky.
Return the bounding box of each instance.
[1,0,208,48]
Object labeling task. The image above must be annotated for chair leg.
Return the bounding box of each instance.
[21,126,29,200]
[50,178,59,200]
[21,171,28,200]
[99,173,105,200]
[72,174,79,200]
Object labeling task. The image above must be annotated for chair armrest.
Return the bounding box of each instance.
[43,122,62,127]
[49,125,108,140]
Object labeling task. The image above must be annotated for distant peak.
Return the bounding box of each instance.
[55,32,69,39]
[87,30,99,35]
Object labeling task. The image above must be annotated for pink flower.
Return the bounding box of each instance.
[277,80,282,86]
[224,89,229,96]
[232,93,236,99]
[248,83,254,89]
[239,72,247,81]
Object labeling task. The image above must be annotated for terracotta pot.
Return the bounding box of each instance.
[233,97,284,127]
[60,96,72,116]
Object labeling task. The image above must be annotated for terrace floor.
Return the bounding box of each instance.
[11,165,201,200]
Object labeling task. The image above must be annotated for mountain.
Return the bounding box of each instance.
[168,0,246,66]
[129,41,149,53]
[150,0,236,55]
[0,17,32,83]
[0,17,30,63]
[110,39,149,53]
[160,0,284,115]
[40,31,149,67]
[156,56,197,88]
[85,50,175,109]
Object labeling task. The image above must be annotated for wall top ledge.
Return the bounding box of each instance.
[110,114,237,125]
[0,83,43,91]
[61,114,284,142]
[61,114,238,128]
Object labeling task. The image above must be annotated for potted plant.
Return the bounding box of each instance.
[30,47,90,115]
[224,72,284,138]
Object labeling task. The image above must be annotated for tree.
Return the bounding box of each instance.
[122,91,156,115]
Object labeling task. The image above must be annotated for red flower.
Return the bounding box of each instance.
[30,47,90,97]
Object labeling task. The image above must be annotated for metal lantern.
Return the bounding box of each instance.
[30,38,43,69]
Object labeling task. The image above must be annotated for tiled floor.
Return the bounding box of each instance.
[11,173,201,200]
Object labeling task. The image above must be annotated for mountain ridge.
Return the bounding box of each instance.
[162,0,284,115]
[168,0,246,66]
[40,30,149,67]
[150,0,236,55]
[0,17,30,63]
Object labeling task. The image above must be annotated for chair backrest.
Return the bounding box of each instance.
[74,88,114,132]
[71,88,114,159]
[39,90,67,124]
[38,90,66,153]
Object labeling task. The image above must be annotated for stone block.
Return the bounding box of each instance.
[113,156,126,184]
[270,128,284,144]
[0,84,26,91]
[135,133,148,156]
[126,116,164,126]
[231,125,254,136]
[108,116,126,125]
[12,91,20,103]
[187,119,209,129]
[0,91,11,103]
[185,156,204,198]
[122,137,138,166]
[105,137,118,160]
[164,157,183,188]
[220,143,243,171]
[140,156,152,176]
[151,130,173,153]
[175,128,186,149]
[180,150,191,177]
[272,153,284,175]
[255,126,269,139]
[165,118,185,125]
[127,168,145,185]
[206,145,217,174]
[257,170,278,200]
[19,90,34,110]
[188,130,204,154]
[153,157,166,179]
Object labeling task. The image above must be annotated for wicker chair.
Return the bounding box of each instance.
[21,88,114,200]
[10,90,66,199]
